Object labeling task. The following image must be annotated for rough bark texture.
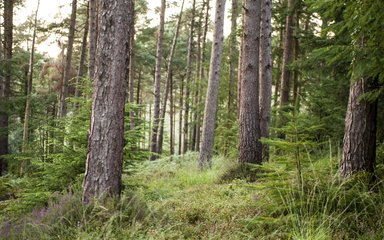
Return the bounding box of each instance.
[169,71,175,155]
[22,0,40,153]
[0,0,13,175]
[150,0,166,160]
[259,0,272,162]
[88,0,98,80]
[237,12,244,119]
[183,0,196,154]
[340,78,377,177]
[199,0,226,169]
[59,0,77,117]
[238,0,262,164]
[82,0,131,202]
[179,75,184,155]
[279,0,294,107]
[157,0,184,155]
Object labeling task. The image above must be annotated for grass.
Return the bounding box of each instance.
[2,151,384,239]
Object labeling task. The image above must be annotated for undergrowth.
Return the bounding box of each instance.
[2,151,384,239]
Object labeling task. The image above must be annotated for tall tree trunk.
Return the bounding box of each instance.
[179,75,184,155]
[82,0,131,202]
[237,11,245,120]
[227,0,238,119]
[340,77,378,177]
[199,0,226,169]
[128,0,135,130]
[22,0,40,154]
[59,0,77,117]
[0,0,13,175]
[196,0,210,151]
[183,0,196,154]
[259,0,272,162]
[88,0,98,80]
[150,0,166,160]
[169,70,175,155]
[279,0,294,108]
[75,1,89,102]
[157,0,184,155]
[238,0,262,164]
[136,66,142,105]
[191,3,204,152]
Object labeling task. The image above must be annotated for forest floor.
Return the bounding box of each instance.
[1,152,384,239]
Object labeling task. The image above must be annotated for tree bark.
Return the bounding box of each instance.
[259,0,272,162]
[238,0,262,164]
[199,0,226,169]
[340,77,378,177]
[150,0,166,160]
[228,0,238,118]
[179,75,184,155]
[0,0,13,175]
[279,0,294,108]
[128,0,135,130]
[169,70,175,155]
[183,0,196,154]
[157,0,185,155]
[88,0,98,80]
[82,0,131,202]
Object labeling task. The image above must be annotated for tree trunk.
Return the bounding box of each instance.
[179,75,184,155]
[191,3,204,152]
[237,11,245,120]
[259,0,272,162]
[199,0,226,169]
[59,0,77,117]
[150,0,166,160]
[279,0,294,108]
[75,1,89,102]
[88,0,98,80]
[227,0,238,119]
[340,77,378,177]
[82,0,131,202]
[196,0,210,151]
[169,70,175,155]
[0,0,13,175]
[22,0,40,155]
[157,0,185,155]
[183,0,196,154]
[238,0,262,164]
[128,0,135,130]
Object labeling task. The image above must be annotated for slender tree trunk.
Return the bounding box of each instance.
[259,0,272,162]
[196,0,210,151]
[191,3,204,152]
[340,77,378,177]
[128,0,135,130]
[22,0,40,154]
[0,0,13,175]
[199,0,226,169]
[82,0,131,202]
[88,0,98,80]
[179,75,184,155]
[75,2,89,102]
[183,0,196,154]
[157,0,185,155]
[150,0,166,160]
[136,66,142,105]
[228,0,238,118]
[169,70,175,155]
[59,0,77,117]
[279,0,294,108]
[238,0,262,164]
[237,11,245,120]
